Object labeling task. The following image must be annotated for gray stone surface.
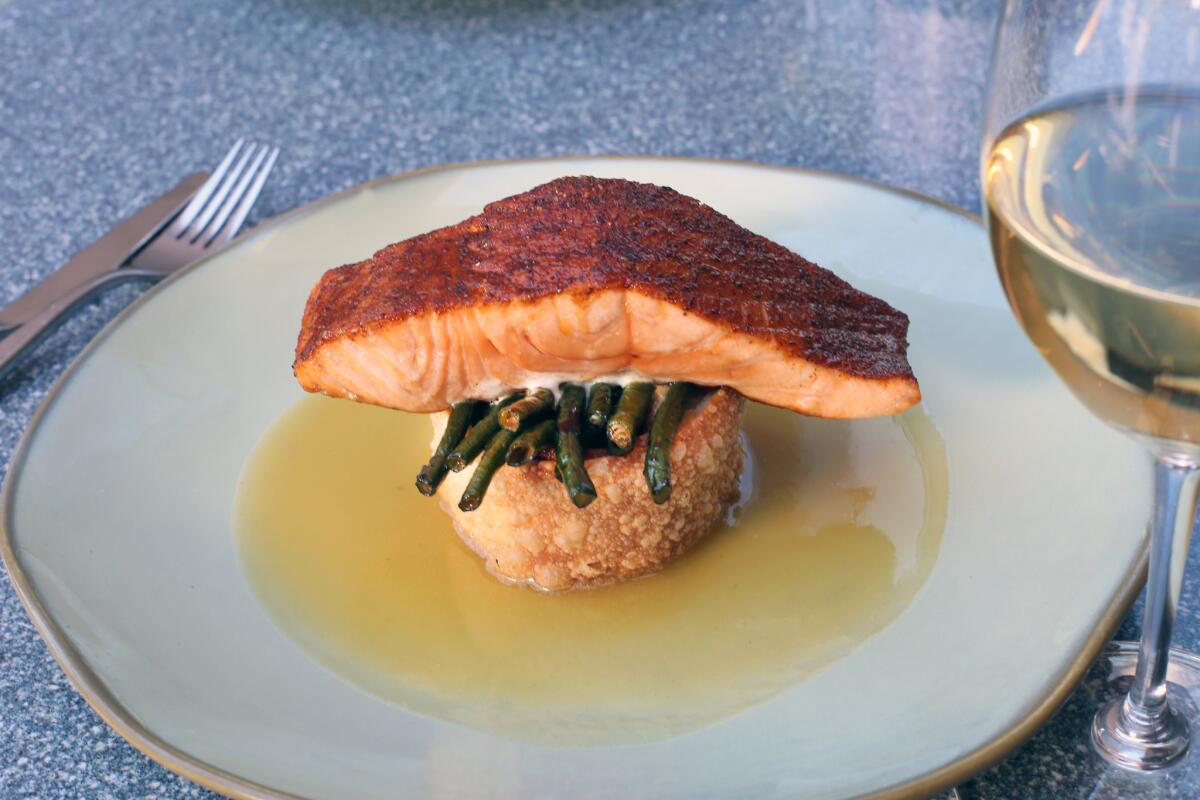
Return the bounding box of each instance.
[0,0,1190,797]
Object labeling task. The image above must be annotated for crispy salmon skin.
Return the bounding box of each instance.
[294,176,919,417]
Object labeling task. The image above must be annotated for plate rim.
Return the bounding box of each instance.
[0,154,1148,800]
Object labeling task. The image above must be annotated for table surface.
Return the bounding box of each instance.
[1,0,1196,797]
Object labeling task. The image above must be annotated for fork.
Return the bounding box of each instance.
[128,139,280,274]
[0,140,279,384]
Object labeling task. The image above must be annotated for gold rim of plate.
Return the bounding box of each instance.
[0,155,1149,800]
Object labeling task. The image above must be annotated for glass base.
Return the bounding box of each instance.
[947,642,1200,800]
[1092,642,1200,771]
[1084,642,1200,798]
[1093,698,1190,771]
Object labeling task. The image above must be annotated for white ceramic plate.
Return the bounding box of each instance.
[2,158,1149,799]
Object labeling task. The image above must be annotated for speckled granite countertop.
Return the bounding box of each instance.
[0,0,1194,797]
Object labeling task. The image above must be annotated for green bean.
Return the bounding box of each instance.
[416,400,481,495]
[606,381,654,455]
[506,419,556,466]
[584,383,619,445]
[554,381,596,507]
[556,384,586,434]
[446,394,521,471]
[499,388,554,431]
[644,382,690,504]
[556,431,597,508]
[458,427,519,512]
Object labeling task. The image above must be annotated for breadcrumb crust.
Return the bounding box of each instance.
[433,388,746,591]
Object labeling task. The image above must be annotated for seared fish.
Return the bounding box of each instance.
[294,176,919,417]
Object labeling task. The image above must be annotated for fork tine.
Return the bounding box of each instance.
[183,142,257,242]
[199,144,270,247]
[210,146,279,246]
[168,139,244,235]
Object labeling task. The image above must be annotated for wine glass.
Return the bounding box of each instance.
[982,0,1200,785]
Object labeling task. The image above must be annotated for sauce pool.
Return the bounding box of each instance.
[235,395,947,745]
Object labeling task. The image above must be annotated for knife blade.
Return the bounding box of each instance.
[0,172,209,333]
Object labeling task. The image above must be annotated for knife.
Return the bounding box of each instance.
[0,172,210,333]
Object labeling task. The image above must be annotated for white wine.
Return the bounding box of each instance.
[985,89,1200,447]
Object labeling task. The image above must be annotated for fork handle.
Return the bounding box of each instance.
[0,269,153,386]
[0,172,208,333]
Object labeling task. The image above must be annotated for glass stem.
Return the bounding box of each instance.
[1125,456,1200,727]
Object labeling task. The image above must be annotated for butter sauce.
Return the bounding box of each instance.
[235,395,947,745]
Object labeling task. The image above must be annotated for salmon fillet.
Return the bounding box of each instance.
[294,176,920,418]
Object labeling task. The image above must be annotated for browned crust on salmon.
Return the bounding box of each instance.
[434,388,745,591]
[294,176,915,384]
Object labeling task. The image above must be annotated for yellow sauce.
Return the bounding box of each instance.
[235,395,947,745]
